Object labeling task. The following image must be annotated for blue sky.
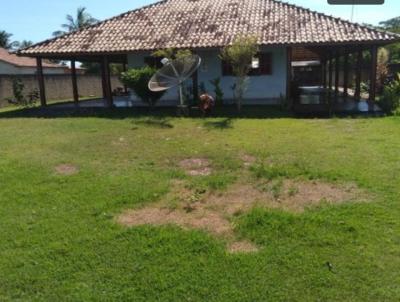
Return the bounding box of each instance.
[1,0,399,43]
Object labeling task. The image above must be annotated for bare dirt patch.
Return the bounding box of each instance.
[117,179,366,253]
[54,164,79,176]
[117,207,232,236]
[255,179,363,213]
[112,137,128,146]
[241,154,257,167]
[179,158,212,176]
[227,240,259,254]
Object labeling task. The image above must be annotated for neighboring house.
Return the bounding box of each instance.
[18,0,400,108]
[0,48,75,75]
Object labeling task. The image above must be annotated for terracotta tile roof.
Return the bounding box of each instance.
[20,0,400,56]
[0,48,64,68]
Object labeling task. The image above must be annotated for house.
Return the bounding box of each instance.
[0,48,72,75]
[18,0,399,110]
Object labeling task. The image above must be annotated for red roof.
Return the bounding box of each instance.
[20,0,400,56]
[0,48,64,68]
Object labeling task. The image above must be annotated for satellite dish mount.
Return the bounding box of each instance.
[148,55,202,113]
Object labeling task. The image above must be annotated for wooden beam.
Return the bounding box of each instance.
[354,50,363,101]
[71,59,79,106]
[286,46,292,101]
[101,56,113,108]
[335,52,340,99]
[101,59,107,99]
[369,45,378,104]
[328,56,333,96]
[122,61,128,94]
[36,57,47,107]
[343,52,349,98]
[321,58,327,89]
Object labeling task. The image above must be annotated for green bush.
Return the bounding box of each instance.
[10,78,38,107]
[209,78,224,107]
[360,81,370,95]
[120,66,165,107]
[379,73,400,114]
[220,35,259,112]
[12,78,25,104]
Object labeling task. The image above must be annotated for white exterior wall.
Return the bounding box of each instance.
[127,46,287,105]
[0,61,66,75]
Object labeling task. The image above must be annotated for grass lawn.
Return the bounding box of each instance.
[0,107,399,301]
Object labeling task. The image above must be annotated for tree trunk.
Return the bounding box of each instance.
[235,76,247,114]
[237,98,242,113]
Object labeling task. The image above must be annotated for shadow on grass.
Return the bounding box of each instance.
[132,117,174,129]
[203,118,233,130]
[0,104,294,120]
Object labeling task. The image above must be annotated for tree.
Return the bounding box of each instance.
[53,7,98,37]
[80,62,101,74]
[380,73,400,115]
[378,16,400,63]
[220,36,259,112]
[379,17,400,33]
[120,66,166,108]
[18,40,34,49]
[152,48,192,61]
[0,30,19,50]
[377,48,389,93]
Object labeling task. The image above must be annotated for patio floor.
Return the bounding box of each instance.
[50,87,382,115]
[51,96,136,108]
[294,86,382,114]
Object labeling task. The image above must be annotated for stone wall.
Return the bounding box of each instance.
[0,74,123,106]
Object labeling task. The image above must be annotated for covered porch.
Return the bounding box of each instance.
[33,54,129,109]
[31,42,386,115]
[288,43,383,114]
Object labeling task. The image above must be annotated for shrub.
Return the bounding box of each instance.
[360,81,370,95]
[377,48,389,94]
[120,66,166,107]
[379,73,400,114]
[209,78,224,106]
[12,78,25,104]
[220,35,259,112]
[10,78,38,107]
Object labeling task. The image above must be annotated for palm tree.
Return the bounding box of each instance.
[0,30,19,50]
[53,7,98,37]
[18,40,34,49]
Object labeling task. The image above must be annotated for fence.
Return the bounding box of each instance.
[0,74,123,106]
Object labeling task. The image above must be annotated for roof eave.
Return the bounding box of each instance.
[17,38,400,59]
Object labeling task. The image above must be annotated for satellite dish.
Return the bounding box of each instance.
[149,55,201,107]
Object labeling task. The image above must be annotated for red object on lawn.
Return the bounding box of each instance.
[199,94,215,115]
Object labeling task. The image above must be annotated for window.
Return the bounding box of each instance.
[259,53,272,75]
[221,52,272,76]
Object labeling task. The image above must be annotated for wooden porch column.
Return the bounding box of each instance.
[122,61,128,94]
[321,58,327,89]
[71,59,79,106]
[101,56,113,108]
[286,46,292,101]
[36,57,47,107]
[354,49,363,101]
[369,45,378,104]
[328,56,333,95]
[334,52,340,99]
[343,52,349,98]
